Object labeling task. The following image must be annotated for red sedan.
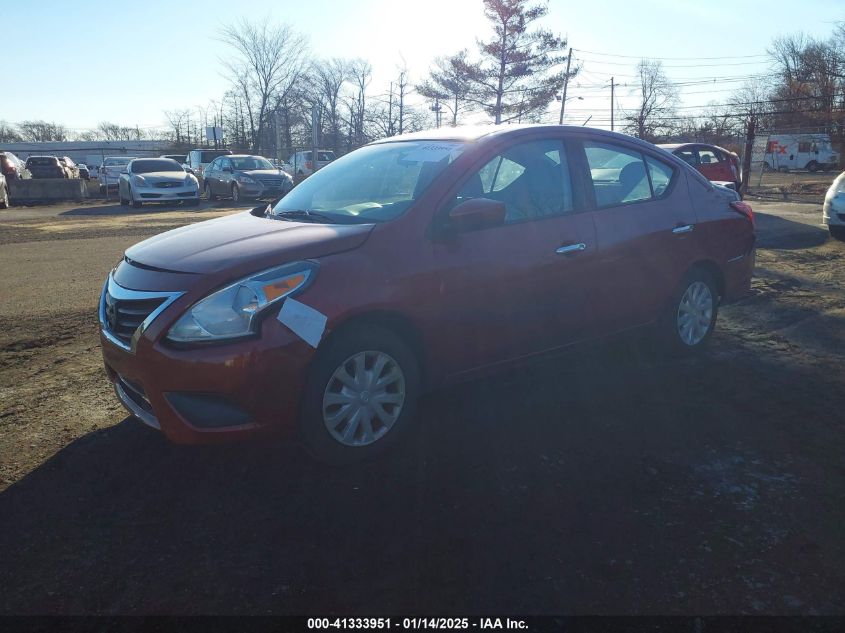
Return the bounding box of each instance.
[100,125,755,463]
[659,143,742,194]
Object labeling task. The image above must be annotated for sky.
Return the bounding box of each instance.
[3,0,843,134]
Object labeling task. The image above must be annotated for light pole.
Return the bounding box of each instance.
[557,95,583,124]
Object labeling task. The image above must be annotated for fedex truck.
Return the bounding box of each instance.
[751,133,839,172]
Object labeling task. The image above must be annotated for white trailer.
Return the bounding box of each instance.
[751,133,839,172]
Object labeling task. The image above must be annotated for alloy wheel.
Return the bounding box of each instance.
[676,281,713,346]
[322,350,406,447]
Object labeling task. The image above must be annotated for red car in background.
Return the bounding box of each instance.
[100,125,755,463]
[659,143,742,194]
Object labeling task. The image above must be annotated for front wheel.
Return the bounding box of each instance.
[129,187,142,209]
[0,186,9,209]
[830,225,845,241]
[657,269,719,354]
[807,161,819,173]
[231,183,240,202]
[300,326,420,464]
[205,182,217,201]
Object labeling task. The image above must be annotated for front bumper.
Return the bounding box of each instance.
[99,277,316,444]
[822,192,844,226]
[135,183,200,201]
[238,181,293,200]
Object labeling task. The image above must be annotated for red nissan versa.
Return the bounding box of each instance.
[99,125,755,463]
[659,143,743,194]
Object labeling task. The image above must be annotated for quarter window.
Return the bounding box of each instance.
[697,148,721,164]
[584,142,652,206]
[452,139,574,224]
[646,156,674,197]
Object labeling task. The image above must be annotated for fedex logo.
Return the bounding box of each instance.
[767,141,788,154]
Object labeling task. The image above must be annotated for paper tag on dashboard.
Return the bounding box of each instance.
[277,298,327,348]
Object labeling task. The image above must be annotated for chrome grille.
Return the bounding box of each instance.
[257,176,285,187]
[104,292,165,346]
[99,277,183,352]
[154,181,182,188]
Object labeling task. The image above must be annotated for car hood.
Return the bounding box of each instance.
[239,169,289,177]
[125,211,375,274]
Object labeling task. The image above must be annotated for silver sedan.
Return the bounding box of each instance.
[823,171,845,240]
[118,158,200,208]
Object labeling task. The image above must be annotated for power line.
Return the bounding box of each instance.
[573,49,771,61]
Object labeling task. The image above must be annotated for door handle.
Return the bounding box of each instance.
[672,224,694,234]
[556,243,587,255]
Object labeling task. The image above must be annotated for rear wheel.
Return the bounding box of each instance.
[300,325,420,464]
[658,268,719,355]
[0,186,9,209]
[807,161,819,173]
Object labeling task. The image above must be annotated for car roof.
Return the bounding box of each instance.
[658,142,736,155]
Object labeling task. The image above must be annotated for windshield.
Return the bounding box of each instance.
[231,156,274,171]
[272,141,465,223]
[200,151,230,163]
[104,157,133,167]
[131,159,183,174]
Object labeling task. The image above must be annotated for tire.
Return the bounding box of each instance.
[186,198,200,207]
[762,161,771,172]
[205,182,217,201]
[129,187,142,209]
[829,225,845,241]
[119,190,128,206]
[300,325,420,464]
[0,186,9,209]
[657,268,719,355]
[807,161,819,173]
[231,183,240,202]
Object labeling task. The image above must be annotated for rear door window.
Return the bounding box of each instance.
[697,148,721,165]
[583,142,652,206]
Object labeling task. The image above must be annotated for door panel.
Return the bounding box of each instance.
[581,141,701,332]
[430,138,598,377]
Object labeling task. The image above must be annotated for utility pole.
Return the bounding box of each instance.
[398,71,406,135]
[610,77,615,132]
[388,82,394,136]
[741,110,756,197]
[558,47,573,125]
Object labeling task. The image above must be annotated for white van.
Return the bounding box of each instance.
[289,150,336,176]
[751,133,839,172]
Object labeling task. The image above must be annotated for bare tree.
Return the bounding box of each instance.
[219,18,308,152]
[17,120,68,142]
[417,50,474,126]
[458,0,571,124]
[313,58,349,151]
[344,59,372,148]
[0,121,22,143]
[623,60,678,141]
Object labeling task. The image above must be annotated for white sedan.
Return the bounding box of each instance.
[823,171,845,240]
[118,158,200,208]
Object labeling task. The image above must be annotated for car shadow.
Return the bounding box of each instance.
[2,337,844,614]
[61,202,210,216]
[754,211,828,250]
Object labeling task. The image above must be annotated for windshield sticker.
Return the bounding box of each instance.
[277,298,327,348]
[400,143,464,163]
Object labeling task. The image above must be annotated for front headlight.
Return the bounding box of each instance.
[133,175,148,187]
[166,262,317,343]
[236,174,257,185]
[184,175,198,188]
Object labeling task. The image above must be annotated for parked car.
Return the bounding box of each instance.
[26,156,67,179]
[290,149,336,175]
[58,156,79,178]
[823,170,845,240]
[160,154,187,165]
[0,172,9,209]
[99,125,755,463]
[659,143,742,193]
[99,156,136,191]
[203,154,294,202]
[77,163,90,180]
[0,151,31,180]
[117,158,199,208]
[752,133,839,172]
[182,149,232,183]
[271,158,294,175]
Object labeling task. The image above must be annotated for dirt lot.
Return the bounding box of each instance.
[0,197,844,615]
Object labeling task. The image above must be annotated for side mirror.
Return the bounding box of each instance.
[120,170,128,175]
[446,198,506,233]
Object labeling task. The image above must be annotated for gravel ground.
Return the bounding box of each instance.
[0,197,843,615]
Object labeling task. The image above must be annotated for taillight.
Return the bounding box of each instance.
[730,200,754,227]
[305,160,312,169]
